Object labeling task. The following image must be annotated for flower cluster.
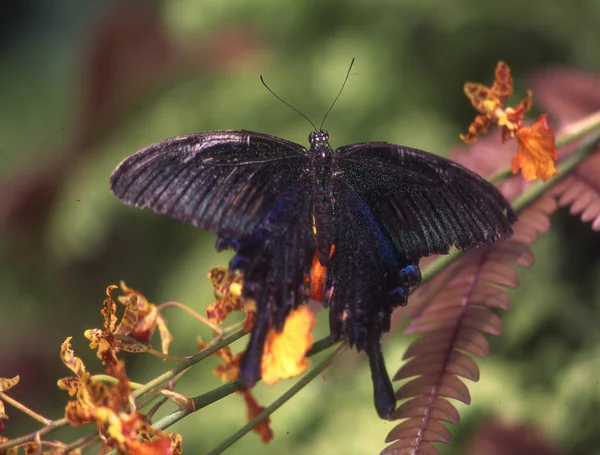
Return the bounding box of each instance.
[84,283,173,367]
[206,267,255,332]
[58,339,180,455]
[461,61,559,181]
[55,284,181,455]
[201,267,316,443]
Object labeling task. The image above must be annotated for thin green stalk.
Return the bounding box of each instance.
[151,334,336,432]
[131,328,246,399]
[0,419,68,451]
[206,343,344,455]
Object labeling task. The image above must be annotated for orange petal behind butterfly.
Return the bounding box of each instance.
[512,114,559,181]
[261,306,315,385]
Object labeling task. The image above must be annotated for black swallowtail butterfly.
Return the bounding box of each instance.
[110,76,516,420]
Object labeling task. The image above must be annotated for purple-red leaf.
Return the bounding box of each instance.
[392,397,460,425]
[387,196,559,454]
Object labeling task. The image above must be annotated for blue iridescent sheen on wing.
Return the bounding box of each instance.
[230,179,315,386]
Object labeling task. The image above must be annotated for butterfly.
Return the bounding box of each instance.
[110,123,517,419]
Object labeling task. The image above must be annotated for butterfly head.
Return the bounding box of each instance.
[308,130,330,147]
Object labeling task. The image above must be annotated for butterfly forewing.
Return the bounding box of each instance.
[110,131,310,238]
[336,143,517,261]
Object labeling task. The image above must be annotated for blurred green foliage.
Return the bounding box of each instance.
[0,0,599,454]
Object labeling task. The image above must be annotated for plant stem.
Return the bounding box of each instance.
[0,392,52,426]
[206,343,344,455]
[131,328,246,399]
[158,301,223,333]
[151,335,338,433]
[0,419,68,451]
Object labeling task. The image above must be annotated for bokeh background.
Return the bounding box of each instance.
[1,1,599,454]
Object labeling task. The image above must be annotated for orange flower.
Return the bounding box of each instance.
[461,60,558,181]
[461,61,532,143]
[118,282,173,355]
[197,339,243,382]
[84,285,143,367]
[57,339,180,454]
[85,284,174,365]
[205,267,255,332]
[261,306,315,385]
[57,338,129,426]
[99,410,174,455]
[119,281,173,354]
[197,340,273,443]
[200,305,317,386]
[240,389,273,443]
[202,268,316,444]
[512,114,559,181]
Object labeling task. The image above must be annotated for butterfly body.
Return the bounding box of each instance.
[309,130,335,265]
[111,128,516,419]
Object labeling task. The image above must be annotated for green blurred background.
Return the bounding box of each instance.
[1,0,599,454]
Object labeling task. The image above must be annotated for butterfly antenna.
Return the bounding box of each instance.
[319,57,355,130]
[260,75,318,131]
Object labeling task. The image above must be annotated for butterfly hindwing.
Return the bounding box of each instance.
[110,131,310,238]
[328,178,422,419]
[234,177,315,386]
[336,143,517,260]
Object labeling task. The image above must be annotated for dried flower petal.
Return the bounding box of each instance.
[24,442,38,455]
[461,114,494,143]
[0,376,20,422]
[155,315,174,355]
[0,376,20,393]
[461,61,532,142]
[464,83,500,114]
[58,339,130,427]
[102,285,119,334]
[240,389,273,443]
[512,114,559,181]
[118,282,172,354]
[490,61,513,100]
[197,339,243,382]
[500,90,533,141]
[86,283,171,363]
[261,306,315,385]
[167,433,183,455]
[206,267,245,324]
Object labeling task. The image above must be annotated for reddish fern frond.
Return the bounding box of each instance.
[382,195,557,455]
[550,150,600,231]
